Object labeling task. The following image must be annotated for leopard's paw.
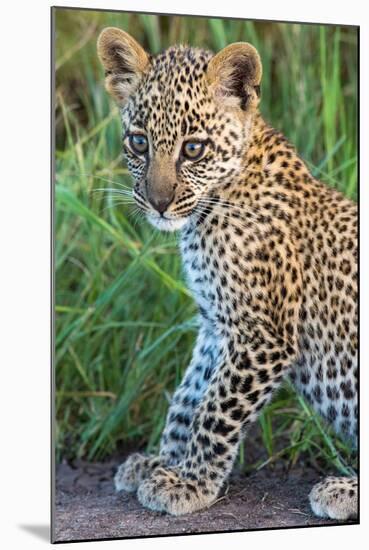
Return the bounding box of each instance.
[309,476,358,520]
[137,467,217,515]
[114,453,162,493]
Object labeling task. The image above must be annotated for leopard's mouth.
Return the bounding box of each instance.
[146,213,189,232]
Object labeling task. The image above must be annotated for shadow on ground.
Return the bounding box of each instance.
[53,457,352,542]
[19,525,50,542]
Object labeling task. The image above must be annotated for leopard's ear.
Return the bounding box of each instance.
[207,42,262,111]
[97,27,150,106]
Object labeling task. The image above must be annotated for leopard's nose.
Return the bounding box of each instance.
[147,191,174,214]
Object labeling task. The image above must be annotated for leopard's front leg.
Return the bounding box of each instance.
[137,323,298,515]
[114,323,219,493]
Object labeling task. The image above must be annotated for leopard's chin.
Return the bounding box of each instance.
[147,215,188,232]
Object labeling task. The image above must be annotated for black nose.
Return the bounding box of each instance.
[147,192,174,214]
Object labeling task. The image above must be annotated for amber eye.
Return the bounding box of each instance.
[182,141,205,161]
[128,134,149,155]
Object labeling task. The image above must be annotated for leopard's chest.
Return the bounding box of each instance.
[180,220,250,324]
[180,231,220,319]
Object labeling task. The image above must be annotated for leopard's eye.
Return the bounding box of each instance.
[128,134,148,155]
[182,141,205,161]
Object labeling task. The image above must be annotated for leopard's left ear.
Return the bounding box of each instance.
[207,42,262,111]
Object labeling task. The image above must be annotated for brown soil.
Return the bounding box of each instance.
[53,457,353,542]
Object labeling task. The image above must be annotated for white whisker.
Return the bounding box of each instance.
[79,173,133,190]
[130,207,147,229]
[193,203,260,233]
[63,171,133,190]
[198,197,272,226]
[92,188,133,196]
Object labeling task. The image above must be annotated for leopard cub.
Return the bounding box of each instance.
[97,27,357,519]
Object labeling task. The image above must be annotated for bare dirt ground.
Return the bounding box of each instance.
[53,456,354,542]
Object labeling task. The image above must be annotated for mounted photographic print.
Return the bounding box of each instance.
[52,5,359,543]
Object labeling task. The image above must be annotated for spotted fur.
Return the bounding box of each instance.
[97,28,358,519]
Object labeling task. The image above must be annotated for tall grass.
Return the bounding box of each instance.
[54,8,357,472]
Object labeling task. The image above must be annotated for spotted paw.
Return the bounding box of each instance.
[114,453,163,493]
[137,467,217,515]
[309,476,358,520]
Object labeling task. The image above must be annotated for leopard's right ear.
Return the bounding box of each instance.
[97,27,150,106]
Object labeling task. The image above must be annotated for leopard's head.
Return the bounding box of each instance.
[97,27,262,231]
